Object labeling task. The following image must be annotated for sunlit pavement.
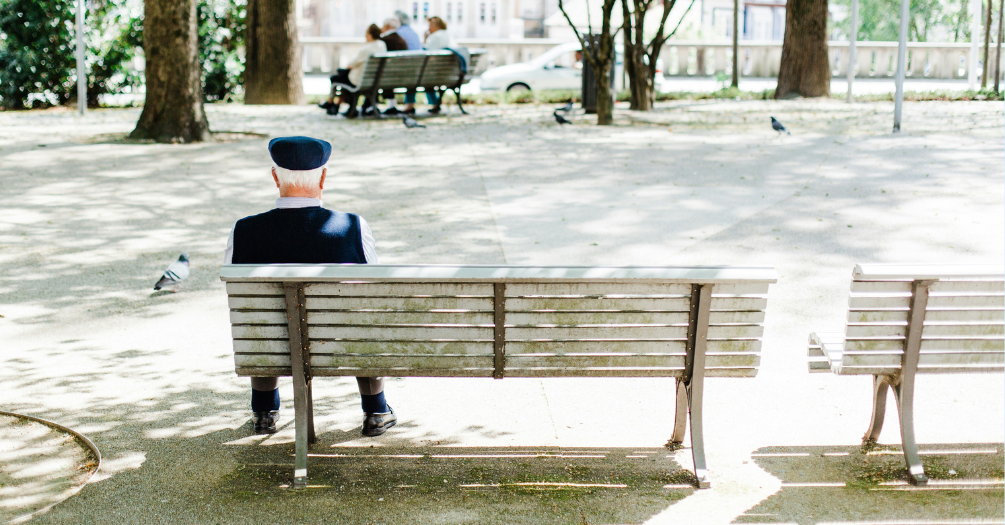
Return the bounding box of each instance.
[0,100,1002,524]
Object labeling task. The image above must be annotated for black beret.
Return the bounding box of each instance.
[268,136,332,170]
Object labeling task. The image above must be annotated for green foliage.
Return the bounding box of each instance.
[0,0,244,110]
[831,0,973,42]
[198,0,245,102]
[0,0,76,109]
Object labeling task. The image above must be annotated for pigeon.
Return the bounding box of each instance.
[770,116,790,135]
[402,116,425,129]
[557,101,574,112]
[154,253,190,291]
[554,110,572,125]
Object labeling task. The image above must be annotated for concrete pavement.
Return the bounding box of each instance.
[0,99,1002,524]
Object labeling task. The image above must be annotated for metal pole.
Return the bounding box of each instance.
[847,0,858,102]
[969,0,982,89]
[731,0,739,88]
[996,0,1003,92]
[75,0,86,116]
[893,0,909,132]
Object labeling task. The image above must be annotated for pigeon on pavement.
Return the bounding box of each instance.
[554,110,572,125]
[770,116,790,135]
[154,253,190,291]
[403,116,426,129]
[557,101,574,112]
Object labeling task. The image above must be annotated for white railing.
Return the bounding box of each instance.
[300,37,1000,81]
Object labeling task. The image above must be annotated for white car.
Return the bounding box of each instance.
[478,42,664,93]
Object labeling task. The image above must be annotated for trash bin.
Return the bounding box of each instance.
[581,34,616,114]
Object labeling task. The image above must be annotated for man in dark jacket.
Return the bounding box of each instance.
[378,18,409,115]
[224,136,397,437]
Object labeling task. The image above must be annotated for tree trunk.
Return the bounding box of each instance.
[996,0,1003,92]
[775,0,830,98]
[731,0,739,87]
[623,2,652,110]
[129,0,209,143]
[595,58,615,124]
[983,0,993,88]
[559,0,618,124]
[245,0,305,105]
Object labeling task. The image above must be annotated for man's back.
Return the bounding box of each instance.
[381,32,408,52]
[232,207,366,265]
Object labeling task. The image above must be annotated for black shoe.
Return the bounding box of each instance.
[344,108,359,119]
[402,107,416,115]
[382,107,400,116]
[318,101,334,109]
[326,103,340,116]
[361,106,377,117]
[428,105,441,115]
[252,411,278,435]
[362,407,396,437]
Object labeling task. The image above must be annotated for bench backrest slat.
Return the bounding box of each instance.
[224,265,775,379]
[836,265,1004,375]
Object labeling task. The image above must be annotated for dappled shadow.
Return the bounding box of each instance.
[735,444,1005,524]
[0,414,98,522]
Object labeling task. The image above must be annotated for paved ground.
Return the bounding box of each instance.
[0,99,1002,524]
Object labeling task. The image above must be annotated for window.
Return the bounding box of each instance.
[412,2,418,22]
[479,2,485,23]
[423,2,429,18]
[491,3,496,24]
[457,2,463,21]
[447,2,452,20]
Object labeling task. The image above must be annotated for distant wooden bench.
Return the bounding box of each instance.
[808,264,1004,485]
[332,49,485,116]
[221,264,777,488]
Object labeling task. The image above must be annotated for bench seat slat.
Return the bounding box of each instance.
[304,283,494,297]
[503,340,759,354]
[230,296,286,310]
[503,283,768,296]
[844,338,1005,351]
[233,367,758,378]
[504,368,758,378]
[506,311,691,325]
[850,280,1005,294]
[836,364,1005,375]
[840,351,1005,367]
[231,310,287,324]
[310,341,492,355]
[307,297,492,311]
[845,322,1005,338]
[504,354,759,369]
[849,294,1004,309]
[308,325,493,340]
[848,309,1005,323]
[227,282,283,296]
[505,325,688,340]
[506,297,690,311]
[308,311,494,325]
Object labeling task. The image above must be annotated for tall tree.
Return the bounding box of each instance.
[244,0,304,104]
[559,0,618,124]
[130,0,209,143]
[621,0,695,110]
[776,0,831,98]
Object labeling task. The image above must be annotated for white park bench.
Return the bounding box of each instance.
[331,49,485,116]
[221,264,777,488]
[808,264,1004,485]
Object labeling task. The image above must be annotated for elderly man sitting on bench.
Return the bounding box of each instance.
[223,136,397,436]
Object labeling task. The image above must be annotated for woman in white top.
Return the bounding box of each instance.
[320,24,386,117]
[420,16,454,113]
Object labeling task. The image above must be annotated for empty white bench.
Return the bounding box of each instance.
[808,264,1004,485]
[222,264,778,488]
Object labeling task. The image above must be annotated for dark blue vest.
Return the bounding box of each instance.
[231,207,367,264]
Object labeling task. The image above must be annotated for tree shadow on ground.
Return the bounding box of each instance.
[735,444,1005,524]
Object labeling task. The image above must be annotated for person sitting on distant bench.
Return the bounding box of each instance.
[378,18,409,116]
[319,24,386,118]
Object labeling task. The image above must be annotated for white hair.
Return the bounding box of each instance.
[394,9,410,25]
[273,165,325,188]
[383,17,401,29]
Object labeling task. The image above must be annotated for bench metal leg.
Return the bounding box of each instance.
[686,378,710,489]
[863,374,892,443]
[455,88,467,114]
[285,283,310,489]
[893,377,928,485]
[670,378,688,444]
[307,378,316,445]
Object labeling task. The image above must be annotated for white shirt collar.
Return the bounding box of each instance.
[276,197,322,209]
